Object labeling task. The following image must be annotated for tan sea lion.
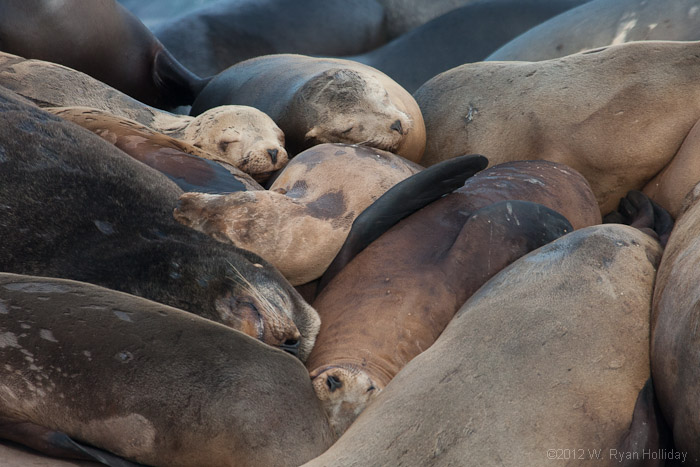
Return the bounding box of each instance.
[0,273,335,467]
[306,159,601,437]
[414,40,700,214]
[0,85,318,361]
[174,143,422,285]
[0,0,207,109]
[305,225,662,466]
[651,183,700,464]
[48,106,285,184]
[191,54,426,162]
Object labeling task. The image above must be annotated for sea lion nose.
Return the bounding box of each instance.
[267,148,279,164]
[280,338,300,356]
[390,119,403,134]
[326,374,343,392]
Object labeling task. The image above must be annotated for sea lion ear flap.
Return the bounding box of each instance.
[317,154,488,294]
[152,47,212,110]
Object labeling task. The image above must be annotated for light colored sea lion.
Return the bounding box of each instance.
[191,54,426,162]
[47,106,284,184]
[0,273,335,467]
[0,52,285,177]
[174,143,422,285]
[0,0,207,109]
[487,0,700,62]
[414,40,700,214]
[349,0,590,93]
[0,85,318,361]
[155,0,388,77]
[306,160,600,436]
[305,225,662,466]
[651,183,700,464]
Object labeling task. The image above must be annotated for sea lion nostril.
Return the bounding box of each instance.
[390,119,403,134]
[326,375,343,392]
[267,148,279,164]
[281,338,300,356]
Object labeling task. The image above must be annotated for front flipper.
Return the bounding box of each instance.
[317,154,488,294]
[604,190,674,246]
[0,418,144,467]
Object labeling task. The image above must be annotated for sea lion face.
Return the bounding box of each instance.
[184,106,288,180]
[300,69,412,154]
[310,365,380,437]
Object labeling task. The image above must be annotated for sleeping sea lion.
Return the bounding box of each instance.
[191,54,426,162]
[0,84,319,361]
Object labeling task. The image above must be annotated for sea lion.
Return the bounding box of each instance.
[0,52,285,175]
[0,440,102,467]
[651,183,700,464]
[321,159,601,290]
[0,273,335,466]
[155,0,388,77]
[0,85,319,361]
[118,0,220,29]
[306,160,599,436]
[349,0,590,93]
[305,225,662,466]
[308,200,572,437]
[376,0,474,39]
[486,0,700,62]
[414,40,700,214]
[47,106,285,184]
[174,143,423,285]
[0,0,206,109]
[191,54,426,162]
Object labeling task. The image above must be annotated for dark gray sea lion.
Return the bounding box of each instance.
[0,85,318,361]
[0,0,207,109]
[349,0,590,93]
[0,273,335,466]
[155,0,387,77]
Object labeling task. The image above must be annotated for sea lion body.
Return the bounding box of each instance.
[415,40,700,214]
[305,225,661,466]
[651,184,700,464]
[191,54,426,162]
[174,143,422,285]
[487,0,700,62]
[0,86,318,361]
[0,273,335,466]
[306,160,599,436]
[351,0,590,93]
[155,0,388,77]
[48,106,284,185]
[0,0,205,109]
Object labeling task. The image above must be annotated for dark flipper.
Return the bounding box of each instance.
[317,154,488,294]
[152,47,213,110]
[0,418,144,466]
[616,379,673,467]
[603,190,674,246]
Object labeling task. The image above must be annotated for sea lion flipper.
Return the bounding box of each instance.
[152,48,212,109]
[604,190,674,245]
[317,154,488,293]
[0,418,143,466]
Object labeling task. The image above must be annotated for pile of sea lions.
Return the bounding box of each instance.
[2,0,700,465]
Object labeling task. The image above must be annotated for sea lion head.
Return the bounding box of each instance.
[309,364,380,437]
[184,105,288,181]
[298,68,412,154]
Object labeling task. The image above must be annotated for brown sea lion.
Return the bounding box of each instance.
[191,54,426,162]
[0,0,207,109]
[306,159,600,437]
[487,0,700,62]
[305,225,662,466]
[0,52,285,177]
[47,106,283,185]
[0,85,318,361]
[0,273,335,466]
[414,40,700,214]
[174,143,422,285]
[651,182,700,465]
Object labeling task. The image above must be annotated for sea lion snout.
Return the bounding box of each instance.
[267,148,279,164]
[390,119,403,134]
